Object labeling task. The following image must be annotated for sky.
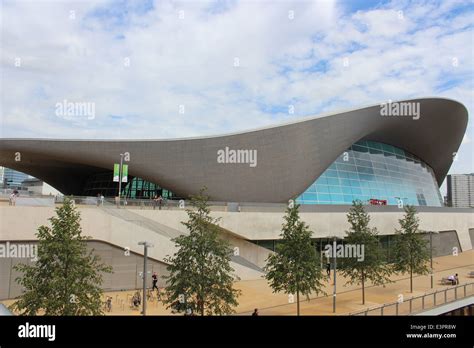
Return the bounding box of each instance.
[1,0,473,193]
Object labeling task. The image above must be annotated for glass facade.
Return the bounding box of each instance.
[253,236,398,263]
[296,140,443,207]
[3,168,29,189]
[82,171,174,199]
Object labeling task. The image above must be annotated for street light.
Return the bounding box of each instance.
[117,153,125,206]
[429,231,438,289]
[328,236,339,313]
[138,241,154,316]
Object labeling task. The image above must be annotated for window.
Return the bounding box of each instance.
[297,141,443,207]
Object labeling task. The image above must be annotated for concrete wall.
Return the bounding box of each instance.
[420,231,460,257]
[130,208,473,251]
[0,205,472,300]
[0,240,169,300]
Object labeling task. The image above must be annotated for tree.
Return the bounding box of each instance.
[339,200,392,305]
[392,205,430,293]
[163,188,241,315]
[10,198,112,315]
[264,202,325,315]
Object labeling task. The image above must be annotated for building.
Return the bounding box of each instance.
[0,97,472,298]
[21,178,62,196]
[0,97,468,205]
[2,167,29,189]
[447,174,474,208]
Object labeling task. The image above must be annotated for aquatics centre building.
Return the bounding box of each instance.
[0,97,472,296]
[0,97,468,206]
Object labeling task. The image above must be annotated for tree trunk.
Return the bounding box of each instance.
[296,289,300,316]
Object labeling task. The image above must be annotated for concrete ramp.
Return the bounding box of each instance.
[100,207,266,280]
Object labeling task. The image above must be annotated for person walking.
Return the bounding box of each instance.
[326,262,331,278]
[158,195,163,210]
[252,308,259,316]
[152,272,159,291]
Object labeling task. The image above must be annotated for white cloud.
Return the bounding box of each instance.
[0,0,472,174]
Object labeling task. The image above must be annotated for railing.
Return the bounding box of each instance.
[349,282,474,316]
[3,193,474,214]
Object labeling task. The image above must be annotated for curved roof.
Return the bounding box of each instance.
[0,98,468,202]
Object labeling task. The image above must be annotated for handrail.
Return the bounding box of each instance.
[348,281,474,316]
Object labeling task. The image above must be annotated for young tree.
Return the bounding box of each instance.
[339,200,392,305]
[392,205,430,293]
[11,198,112,315]
[264,202,325,315]
[163,188,241,315]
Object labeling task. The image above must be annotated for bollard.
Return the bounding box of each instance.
[396,302,399,315]
[409,298,412,313]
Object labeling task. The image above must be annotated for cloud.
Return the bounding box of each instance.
[0,0,472,176]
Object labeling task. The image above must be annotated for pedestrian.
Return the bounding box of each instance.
[152,272,158,291]
[97,193,101,207]
[158,195,163,210]
[100,194,104,206]
[455,273,459,285]
[252,308,259,316]
[153,195,158,210]
[326,262,331,278]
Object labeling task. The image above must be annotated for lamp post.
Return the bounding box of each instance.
[138,241,154,316]
[117,153,124,205]
[430,231,436,289]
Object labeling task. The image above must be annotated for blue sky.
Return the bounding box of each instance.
[1,0,473,192]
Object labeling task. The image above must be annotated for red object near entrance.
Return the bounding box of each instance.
[369,198,387,206]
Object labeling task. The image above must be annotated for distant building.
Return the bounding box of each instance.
[0,167,61,195]
[447,174,474,208]
[2,167,29,189]
[21,178,62,196]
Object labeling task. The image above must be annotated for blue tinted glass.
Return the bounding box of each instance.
[329,186,343,194]
[316,185,329,193]
[318,193,331,201]
[297,141,442,207]
[330,194,344,202]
